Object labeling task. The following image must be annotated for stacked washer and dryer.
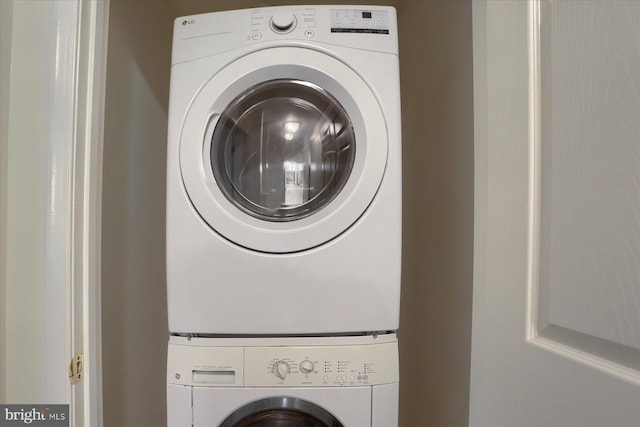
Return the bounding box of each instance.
[166,5,401,426]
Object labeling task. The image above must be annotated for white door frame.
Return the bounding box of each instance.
[69,1,109,425]
[0,0,109,425]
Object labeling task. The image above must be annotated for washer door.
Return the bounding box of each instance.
[180,47,387,253]
[218,397,344,427]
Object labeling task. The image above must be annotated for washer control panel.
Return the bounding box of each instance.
[167,339,398,387]
[248,342,397,387]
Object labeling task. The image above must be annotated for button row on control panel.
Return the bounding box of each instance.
[332,374,369,382]
[251,29,314,40]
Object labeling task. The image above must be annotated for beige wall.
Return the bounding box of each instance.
[396,2,474,426]
[102,1,174,426]
[102,1,474,426]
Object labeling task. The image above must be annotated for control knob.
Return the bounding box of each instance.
[272,360,290,380]
[299,360,315,374]
[271,11,296,32]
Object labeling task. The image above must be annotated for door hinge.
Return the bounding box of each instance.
[69,353,84,385]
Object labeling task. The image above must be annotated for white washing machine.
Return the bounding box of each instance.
[167,334,399,426]
[166,5,402,335]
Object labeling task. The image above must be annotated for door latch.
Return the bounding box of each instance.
[69,353,83,384]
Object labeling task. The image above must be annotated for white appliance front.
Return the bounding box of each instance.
[167,335,399,426]
[167,5,402,335]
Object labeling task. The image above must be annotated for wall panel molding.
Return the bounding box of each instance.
[526,0,640,384]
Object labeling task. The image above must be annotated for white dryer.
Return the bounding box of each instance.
[167,334,399,426]
[167,5,402,334]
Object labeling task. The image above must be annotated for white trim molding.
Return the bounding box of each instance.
[69,1,109,425]
[0,0,108,423]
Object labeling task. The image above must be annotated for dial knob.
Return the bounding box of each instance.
[299,360,315,374]
[272,360,290,380]
[271,11,296,32]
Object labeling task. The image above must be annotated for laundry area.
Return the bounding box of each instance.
[4,1,640,426]
[101,1,474,426]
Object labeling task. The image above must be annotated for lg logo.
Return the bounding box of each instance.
[182,19,195,26]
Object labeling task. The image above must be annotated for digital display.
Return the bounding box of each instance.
[331,9,389,34]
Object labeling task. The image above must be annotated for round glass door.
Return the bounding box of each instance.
[219,397,344,427]
[211,80,356,222]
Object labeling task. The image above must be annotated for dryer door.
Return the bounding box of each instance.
[210,79,355,223]
[218,397,344,427]
[179,47,387,253]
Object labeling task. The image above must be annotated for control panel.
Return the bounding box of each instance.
[171,6,398,65]
[167,339,398,388]
[245,342,397,387]
[249,7,390,39]
[251,8,317,40]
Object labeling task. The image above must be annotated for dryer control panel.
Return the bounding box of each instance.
[167,336,399,388]
[251,7,316,38]
[171,5,398,65]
